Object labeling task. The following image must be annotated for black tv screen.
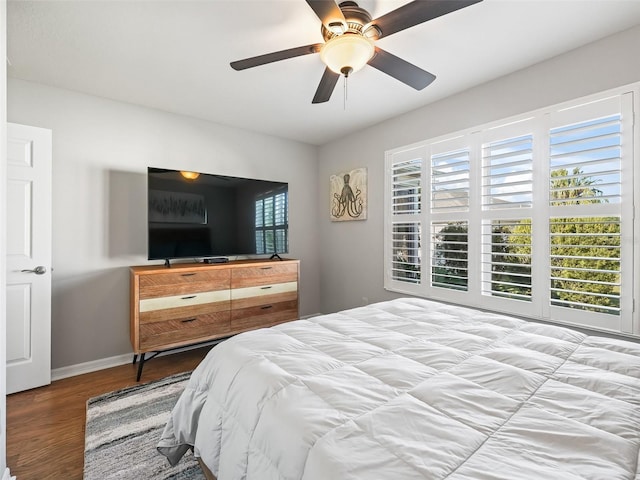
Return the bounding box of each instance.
[147,167,288,260]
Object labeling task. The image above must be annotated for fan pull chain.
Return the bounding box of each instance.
[340,66,353,111]
[343,75,348,110]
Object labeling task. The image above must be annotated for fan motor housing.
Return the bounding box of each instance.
[321,1,373,41]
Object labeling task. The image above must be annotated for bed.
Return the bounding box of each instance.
[157,298,640,479]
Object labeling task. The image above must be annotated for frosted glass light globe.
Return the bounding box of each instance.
[320,34,375,76]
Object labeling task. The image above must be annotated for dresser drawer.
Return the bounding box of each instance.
[231,282,297,308]
[140,290,230,313]
[140,310,230,351]
[231,263,298,289]
[231,299,298,332]
[139,269,230,299]
[139,298,230,323]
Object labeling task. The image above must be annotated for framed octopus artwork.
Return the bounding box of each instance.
[330,167,367,222]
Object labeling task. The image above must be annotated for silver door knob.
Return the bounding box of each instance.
[21,266,47,275]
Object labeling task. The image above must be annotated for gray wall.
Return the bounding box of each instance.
[317,25,640,314]
[7,79,321,370]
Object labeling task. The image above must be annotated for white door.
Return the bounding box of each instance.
[6,123,52,394]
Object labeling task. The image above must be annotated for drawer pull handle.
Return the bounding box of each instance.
[181,295,197,300]
[261,286,273,290]
[261,305,273,310]
[260,267,273,270]
[181,273,197,277]
[181,318,197,323]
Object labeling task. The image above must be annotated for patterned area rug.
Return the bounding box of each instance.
[84,372,205,480]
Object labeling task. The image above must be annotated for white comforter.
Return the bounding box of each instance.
[158,298,640,479]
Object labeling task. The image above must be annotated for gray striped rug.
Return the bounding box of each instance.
[84,372,205,480]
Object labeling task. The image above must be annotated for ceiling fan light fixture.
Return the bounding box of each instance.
[180,171,200,180]
[320,33,374,76]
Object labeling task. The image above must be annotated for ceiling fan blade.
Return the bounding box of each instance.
[368,47,436,90]
[312,67,340,104]
[371,0,482,39]
[230,44,323,71]
[305,0,346,29]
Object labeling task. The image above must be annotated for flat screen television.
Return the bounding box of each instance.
[147,167,288,261]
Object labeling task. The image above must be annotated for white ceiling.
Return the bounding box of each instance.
[7,0,640,145]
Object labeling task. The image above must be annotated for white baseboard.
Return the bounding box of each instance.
[51,353,133,381]
[51,316,324,381]
[50,340,227,381]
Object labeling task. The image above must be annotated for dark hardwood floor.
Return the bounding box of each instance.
[6,346,211,480]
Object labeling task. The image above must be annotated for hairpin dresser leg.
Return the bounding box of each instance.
[132,354,138,365]
[136,353,146,381]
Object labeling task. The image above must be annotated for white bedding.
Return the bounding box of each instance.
[158,298,640,479]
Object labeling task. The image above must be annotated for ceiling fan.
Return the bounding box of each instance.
[230,0,483,104]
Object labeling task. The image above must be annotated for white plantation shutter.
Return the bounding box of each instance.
[386,147,424,291]
[549,216,621,315]
[431,221,468,291]
[391,222,422,284]
[425,137,473,299]
[549,115,621,206]
[392,158,422,215]
[431,150,470,213]
[481,219,532,301]
[385,88,636,335]
[478,119,536,314]
[483,134,533,209]
[546,95,630,331]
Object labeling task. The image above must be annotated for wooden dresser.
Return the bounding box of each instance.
[130,259,299,379]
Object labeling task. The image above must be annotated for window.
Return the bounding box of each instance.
[255,189,288,254]
[385,88,636,335]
